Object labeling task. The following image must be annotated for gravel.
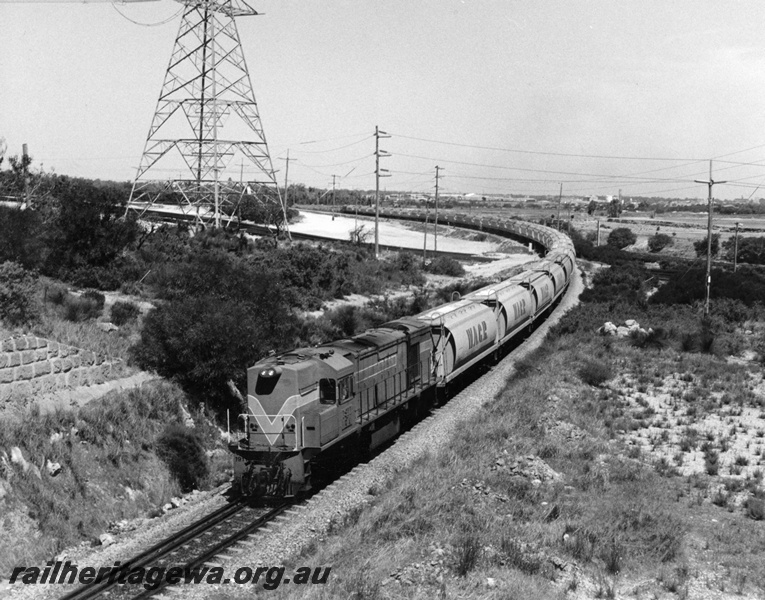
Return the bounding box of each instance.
[172,265,584,600]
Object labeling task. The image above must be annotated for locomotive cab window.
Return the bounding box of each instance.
[319,378,336,404]
[338,376,354,404]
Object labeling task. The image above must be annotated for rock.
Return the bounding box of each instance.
[170,496,182,509]
[599,322,618,336]
[10,447,28,472]
[162,503,173,512]
[741,350,757,362]
[96,322,119,332]
[487,577,497,588]
[625,319,638,328]
[550,556,567,570]
[46,460,62,477]
[98,533,115,547]
[616,326,630,337]
[49,432,64,444]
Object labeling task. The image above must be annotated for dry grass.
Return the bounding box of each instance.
[0,380,226,574]
[194,300,765,600]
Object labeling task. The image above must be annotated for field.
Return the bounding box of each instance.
[448,203,765,259]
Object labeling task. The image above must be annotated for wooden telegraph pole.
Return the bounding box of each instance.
[694,161,726,317]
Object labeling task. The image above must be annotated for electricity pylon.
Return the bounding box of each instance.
[128,0,282,228]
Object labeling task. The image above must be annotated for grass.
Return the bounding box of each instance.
[0,380,227,574]
[187,286,765,599]
[31,298,140,364]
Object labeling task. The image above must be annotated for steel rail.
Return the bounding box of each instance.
[58,497,246,600]
[132,503,289,599]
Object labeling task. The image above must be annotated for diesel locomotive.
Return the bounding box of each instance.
[229,215,575,498]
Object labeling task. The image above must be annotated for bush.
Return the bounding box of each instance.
[426,256,465,277]
[746,496,765,521]
[578,360,613,387]
[45,284,68,305]
[111,300,140,326]
[0,261,39,326]
[651,266,765,307]
[647,233,674,253]
[156,424,209,492]
[607,227,637,249]
[693,234,720,258]
[82,289,105,309]
[580,264,648,305]
[62,294,102,322]
[132,293,298,412]
[454,534,481,576]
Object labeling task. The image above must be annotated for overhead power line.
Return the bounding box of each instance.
[391,132,709,162]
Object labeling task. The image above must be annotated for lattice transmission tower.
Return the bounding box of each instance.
[128,0,284,228]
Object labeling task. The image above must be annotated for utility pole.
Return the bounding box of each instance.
[331,174,337,221]
[556,183,562,230]
[733,221,740,272]
[278,151,294,240]
[423,211,429,265]
[22,143,30,208]
[374,126,391,259]
[694,160,726,317]
[434,166,444,253]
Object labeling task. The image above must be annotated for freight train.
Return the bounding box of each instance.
[229,214,576,498]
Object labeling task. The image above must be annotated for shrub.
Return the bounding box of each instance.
[328,305,358,338]
[693,234,720,258]
[111,300,140,326]
[426,256,465,277]
[156,424,209,492]
[746,497,765,521]
[581,264,648,304]
[132,292,298,412]
[45,283,68,305]
[62,294,102,322]
[647,233,674,253]
[81,288,105,309]
[680,328,715,354]
[0,261,40,326]
[579,360,613,387]
[607,227,637,249]
[632,327,668,350]
[454,534,481,576]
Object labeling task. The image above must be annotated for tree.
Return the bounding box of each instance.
[131,252,299,412]
[608,198,622,218]
[606,227,637,249]
[722,236,765,265]
[693,234,720,258]
[0,261,39,326]
[647,233,674,253]
[349,224,371,245]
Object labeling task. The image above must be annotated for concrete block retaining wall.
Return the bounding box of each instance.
[0,334,127,406]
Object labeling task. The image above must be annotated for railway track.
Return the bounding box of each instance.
[57,500,289,600]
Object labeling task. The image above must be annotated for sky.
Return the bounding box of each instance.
[3,0,765,201]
